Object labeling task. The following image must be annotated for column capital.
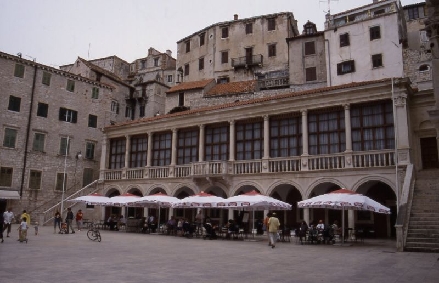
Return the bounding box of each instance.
[301,109,307,116]
[263,115,269,121]
[344,104,350,110]
[199,124,205,130]
[172,128,178,134]
[393,95,407,107]
[229,120,235,126]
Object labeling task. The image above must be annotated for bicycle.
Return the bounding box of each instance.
[87,223,101,242]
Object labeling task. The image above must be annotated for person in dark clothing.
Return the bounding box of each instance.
[65,208,75,234]
[298,220,308,245]
[0,211,4,243]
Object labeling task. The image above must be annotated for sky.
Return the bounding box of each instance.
[0,0,422,68]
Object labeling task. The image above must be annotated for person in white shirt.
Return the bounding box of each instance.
[3,207,15,238]
[316,219,325,231]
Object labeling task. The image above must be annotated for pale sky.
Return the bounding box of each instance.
[0,0,422,68]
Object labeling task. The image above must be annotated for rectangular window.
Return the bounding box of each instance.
[42,71,51,86]
[14,64,25,78]
[0,167,13,187]
[29,170,42,190]
[139,104,145,117]
[221,51,228,64]
[308,109,346,155]
[82,168,94,187]
[184,64,189,76]
[86,142,95,159]
[337,60,355,75]
[33,133,45,152]
[8,96,21,112]
[372,54,383,68]
[199,33,205,46]
[267,18,276,31]
[340,33,350,47]
[152,132,172,166]
[185,40,190,53]
[125,106,132,118]
[167,75,173,83]
[154,58,159,67]
[236,120,263,161]
[55,172,67,191]
[370,26,381,40]
[270,115,302,157]
[59,137,70,156]
[205,124,229,161]
[59,107,78,123]
[177,128,199,165]
[92,87,99,99]
[221,27,229,38]
[37,102,48,117]
[88,114,97,128]
[217,77,230,84]
[268,44,276,57]
[109,138,126,169]
[178,93,184,107]
[408,7,419,20]
[3,128,17,148]
[304,41,316,55]
[351,101,394,151]
[199,57,204,70]
[246,23,253,34]
[306,67,317,82]
[66,80,75,92]
[111,101,119,114]
[130,135,147,168]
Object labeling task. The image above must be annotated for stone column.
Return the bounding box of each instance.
[303,208,310,225]
[347,210,355,230]
[344,104,353,168]
[393,93,411,165]
[146,132,153,167]
[199,124,205,162]
[124,135,131,168]
[262,115,270,173]
[229,120,235,161]
[171,128,178,166]
[99,135,108,180]
[301,110,309,171]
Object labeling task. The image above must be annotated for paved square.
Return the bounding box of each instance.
[0,225,438,283]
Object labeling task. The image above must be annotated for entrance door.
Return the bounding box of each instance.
[420,137,439,169]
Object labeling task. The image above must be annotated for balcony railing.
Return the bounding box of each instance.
[231,54,263,68]
[101,149,397,181]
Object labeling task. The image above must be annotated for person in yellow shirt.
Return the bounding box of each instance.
[268,212,280,249]
[19,210,31,240]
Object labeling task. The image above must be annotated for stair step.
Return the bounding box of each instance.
[409,217,439,221]
[405,241,439,248]
[408,220,439,225]
[406,237,439,243]
[410,209,439,213]
[405,246,439,253]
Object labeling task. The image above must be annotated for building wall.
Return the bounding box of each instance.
[0,52,128,212]
[176,13,298,83]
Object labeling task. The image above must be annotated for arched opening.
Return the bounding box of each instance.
[105,188,121,221]
[309,183,340,227]
[126,188,143,219]
[204,186,228,226]
[173,186,195,222]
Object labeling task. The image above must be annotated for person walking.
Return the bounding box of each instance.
[3,207,15,238]
[65,208,75,234]
[54,211,61,233]
[75,209,83,231]
[268,212,280,249]
[0,210,4,243]
[263,212,272,246]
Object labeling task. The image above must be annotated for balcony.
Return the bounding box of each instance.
[257,69,289,89]
[101,149,396,181]
[231,54,263,69]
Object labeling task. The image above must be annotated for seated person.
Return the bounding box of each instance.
[117,215,126,230]
[148,215,156,233]
[316,219,325,231]
[203,221,217,239]
[176,218,183,236]
[166,216,177,235]
[140,217,149,234]
[107,215,117,230]
[182,219,193,237]
[297,220,308,245]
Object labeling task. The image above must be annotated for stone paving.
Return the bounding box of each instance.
[0,225,438,283]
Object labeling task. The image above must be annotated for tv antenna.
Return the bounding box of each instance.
[320,0,339,15]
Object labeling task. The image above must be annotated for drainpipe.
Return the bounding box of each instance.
[20,63,38,197]
[325,39,332,87]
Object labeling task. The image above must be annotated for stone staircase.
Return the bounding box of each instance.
[405,170,439,252]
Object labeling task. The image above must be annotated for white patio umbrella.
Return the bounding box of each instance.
[68,193,111,205]
[134,192,181,227]
[218,190,292,231]
[174,191,226,208]
[107,193,141,207]
[297,189,391,244]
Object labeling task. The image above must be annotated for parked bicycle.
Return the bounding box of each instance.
[87,223,101,242]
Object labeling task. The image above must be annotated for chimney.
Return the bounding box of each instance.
[166,49,172,57]
[234,14,238,20]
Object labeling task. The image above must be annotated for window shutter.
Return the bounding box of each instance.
[59,108,66,120]
[72,110,78,123]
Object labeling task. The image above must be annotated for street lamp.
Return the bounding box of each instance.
[60,136,82,218]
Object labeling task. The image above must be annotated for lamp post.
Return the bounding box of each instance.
[60,135,82,217]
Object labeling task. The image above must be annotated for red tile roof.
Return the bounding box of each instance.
[108,78,399,129]
[166,79,215,94]
[205,80,257,96]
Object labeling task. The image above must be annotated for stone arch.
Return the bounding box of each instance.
[352,176,396,195]
[104,186,122,197]
[171,183,197,196]
[126,185,144,196]
[231,180,263,196]
[305,178,346,199]
[267,179,303,198]
[147,184,170,195]
[198,182,229,197]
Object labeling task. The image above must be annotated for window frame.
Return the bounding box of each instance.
[29,170,42,190]
[308,109,346,155]
[177,128,199,165]
[268,44,277,57]
[304,41,316,55]
[129,135,147,168]
[185,40,190,53]
[245,23,253,34]
[267,18,276,31]
[199,57,204,70]
[86,141,96,160]
[372,54,383,68]
[184,64,189,76]
[33,132,45,152]
[59,137,70,156]
[37,102,48,118]
[236,120,263,161]
[92,87,99,99]
[199,33,205,46]
[59,107,78,123]
[221,51,229,64]
[340,33,350,47]
[42,71,51,86]
[3,128,17,148]
[66,79,75,92]
[152,132,172,166]
[55,172,67,191]
[167,75,173,82]
[109,138,126,169]
[408,7,420,20]
[0,167,13,187]
[306,67,317,82]
[205,124,229,161]
[270,115,302,158]
[14,63,25,78]
[337,60,355,75]
[88,114,98,128]
[221,26,229,38]
[370,26,381,41]
[8,95,21,112]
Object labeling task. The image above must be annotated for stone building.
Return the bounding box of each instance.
[176,12,299,85]
[0,52,132,219]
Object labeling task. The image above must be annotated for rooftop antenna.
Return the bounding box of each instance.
[25,55,36,62]
[320,0,339,15]
[88,43,91,59]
